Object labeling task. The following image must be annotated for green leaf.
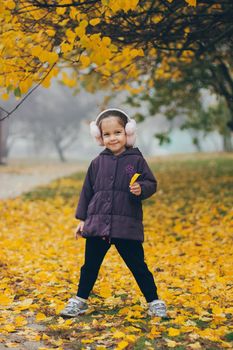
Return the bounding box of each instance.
[7,84,13,93]
[224,332,233,342]
[134,113,145,123]
[14,87,21,97]
[154,132,171,145]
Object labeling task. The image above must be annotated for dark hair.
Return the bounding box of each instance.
[97,110,128,130]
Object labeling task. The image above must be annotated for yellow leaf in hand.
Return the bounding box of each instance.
[129,173,141,186]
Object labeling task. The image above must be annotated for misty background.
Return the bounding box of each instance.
[1,80,224,163]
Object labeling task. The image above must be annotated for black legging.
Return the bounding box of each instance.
[77,237,159,303]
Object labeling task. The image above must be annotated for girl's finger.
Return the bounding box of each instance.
[130,183,137,188]
[75,232,82,239]
[131,184,140,189]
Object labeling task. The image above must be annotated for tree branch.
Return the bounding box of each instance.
[0,63,57,122]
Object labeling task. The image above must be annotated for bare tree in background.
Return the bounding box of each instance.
[0,112,8,164]
[6,83,104,161]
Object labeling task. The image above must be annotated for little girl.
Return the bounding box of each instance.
[60,108,167,318]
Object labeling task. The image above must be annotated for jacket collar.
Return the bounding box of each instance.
[100,147,142,157]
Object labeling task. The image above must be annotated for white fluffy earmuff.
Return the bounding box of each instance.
[89,108,137,147]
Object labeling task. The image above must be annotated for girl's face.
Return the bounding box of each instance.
[100,116,127,155]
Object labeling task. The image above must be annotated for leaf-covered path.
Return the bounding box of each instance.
[0,154,232,350]
[0,160,87,199]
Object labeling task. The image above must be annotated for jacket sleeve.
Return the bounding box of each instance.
[75,161,94,220]
[137,158,157,200]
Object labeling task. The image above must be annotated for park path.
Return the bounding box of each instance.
[1,152,227,199]
[0,159,88,199]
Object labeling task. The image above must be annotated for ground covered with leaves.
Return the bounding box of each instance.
[0,154,232,350]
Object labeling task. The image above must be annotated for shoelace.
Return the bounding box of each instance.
[66,300,80,312]
[152,306,165,311]
[150,303,166,313]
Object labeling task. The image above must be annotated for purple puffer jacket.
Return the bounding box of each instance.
[75,147,157,242]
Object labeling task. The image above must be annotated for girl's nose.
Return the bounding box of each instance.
[110,135,116,141]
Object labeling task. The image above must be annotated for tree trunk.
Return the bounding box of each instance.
[222,96,233,152]
[222,129,233,152]
[0,114,8,165]
[0,124,4,164]
[57,147,66,162]
[54,140,66,162]
[193,138,202,152]
[210,60,233,134]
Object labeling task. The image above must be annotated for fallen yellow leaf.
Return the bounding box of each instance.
[36,312,47,321]
[116,340,129,350]
[168,327,180,336]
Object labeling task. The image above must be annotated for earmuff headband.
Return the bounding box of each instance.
[95,108,130,124]
[90,108,137,147]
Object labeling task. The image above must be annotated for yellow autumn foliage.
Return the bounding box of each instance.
[0,154,232,349]
[0,0,198,97]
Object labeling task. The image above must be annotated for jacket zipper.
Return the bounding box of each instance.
[108,157,119,244]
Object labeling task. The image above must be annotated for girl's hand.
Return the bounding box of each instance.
[130,182,142,196]
[75,220,85,240]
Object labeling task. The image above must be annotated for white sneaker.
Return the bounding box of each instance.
[148,299,167,317]
[60,297,88,317]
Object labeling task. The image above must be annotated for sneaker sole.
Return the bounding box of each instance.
[148,310,167,317]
